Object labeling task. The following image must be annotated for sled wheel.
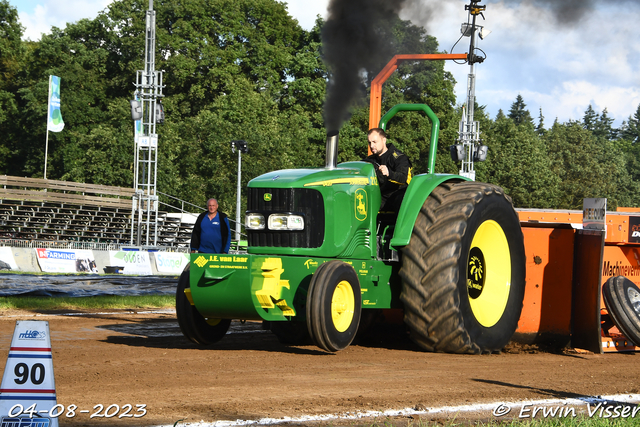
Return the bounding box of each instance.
[270,320,311,345]
[306,260,362,352]
[176,263,231,345]
[602,276,640,346]
[399,181,526,354]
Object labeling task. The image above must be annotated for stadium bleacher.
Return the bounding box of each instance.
[0,175,196,247]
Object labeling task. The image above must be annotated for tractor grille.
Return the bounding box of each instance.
[247,188,324,248]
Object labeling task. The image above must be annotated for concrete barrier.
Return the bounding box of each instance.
[0,247,189,276]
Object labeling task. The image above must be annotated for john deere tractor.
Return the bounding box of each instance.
[176,0,525,354]
[176,101,526,354]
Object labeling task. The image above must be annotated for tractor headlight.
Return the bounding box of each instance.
[268,214,304,231]
[245,213,265,230]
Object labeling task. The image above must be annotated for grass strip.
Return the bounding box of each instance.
[0,295,175,310]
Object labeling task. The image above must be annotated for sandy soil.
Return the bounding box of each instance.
[1,309,639,427]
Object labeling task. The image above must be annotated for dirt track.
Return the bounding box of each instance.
[1,309,640,426]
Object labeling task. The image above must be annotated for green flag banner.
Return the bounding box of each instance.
[47,75,64,132]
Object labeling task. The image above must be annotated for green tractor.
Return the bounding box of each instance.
[176,102,526,354]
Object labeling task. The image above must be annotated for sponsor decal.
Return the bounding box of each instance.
[34,249,96,273]
[602,260,640,277]
[18,330,46,340]
[36,249,75,261]
[1,417,51,427]
[304,178,370,187]
[155,253,189,274]
[109,251,152,275]
[304,259,318,269]
[583,198,606,231]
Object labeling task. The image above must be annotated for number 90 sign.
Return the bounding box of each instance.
[13,363,46,386]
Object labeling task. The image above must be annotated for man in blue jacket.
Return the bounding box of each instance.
[190,198,231,253]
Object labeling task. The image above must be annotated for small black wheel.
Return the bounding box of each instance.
[603,276,640,346]
[306,261,362,352]
[400,181,526,354]
[270,320,312,345]
[176,264,231,345]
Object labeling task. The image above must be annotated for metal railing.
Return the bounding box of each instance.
[157,191,247,238]
[0,239,190,252]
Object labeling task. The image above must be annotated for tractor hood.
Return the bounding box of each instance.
[245,162,381,258]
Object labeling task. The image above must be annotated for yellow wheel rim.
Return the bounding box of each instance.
[205,318,222,326]
[331,280,355,332]
[467,220,511,327]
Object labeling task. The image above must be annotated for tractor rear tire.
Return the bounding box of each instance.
[176,264,231,345]
[399,181,526,354]
[307,260,362,352]
[602,276,640,346]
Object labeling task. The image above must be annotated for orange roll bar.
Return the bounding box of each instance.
[368,54,468,130]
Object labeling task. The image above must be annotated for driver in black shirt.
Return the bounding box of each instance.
[365,128,412,212]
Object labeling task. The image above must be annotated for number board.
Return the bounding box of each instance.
[0,321,58,427]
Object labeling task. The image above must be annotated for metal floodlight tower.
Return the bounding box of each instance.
[454,0,489,181]
[230,140,249,241]
[130,0,164,246]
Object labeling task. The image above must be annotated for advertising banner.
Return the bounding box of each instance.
[108,250,152,275]
[35,249,97,273]
[154,252,189,274]
[0,247,18,271]
[47,75,64,132]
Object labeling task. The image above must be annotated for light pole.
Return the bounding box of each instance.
[230,140,249,242]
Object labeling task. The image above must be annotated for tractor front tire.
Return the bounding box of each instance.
[176,264,231,345]
[307,261,362,352]
[399,182,526,354]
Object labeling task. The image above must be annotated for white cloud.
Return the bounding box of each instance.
[422,0,640,126]
[16,0,112,41]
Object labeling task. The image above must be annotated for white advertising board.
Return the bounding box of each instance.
[34,249,97,273]
[154,252,189,274]
[108,250,152,275]
[0,247,19,271]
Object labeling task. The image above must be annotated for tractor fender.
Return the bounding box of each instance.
[389,173,469,249]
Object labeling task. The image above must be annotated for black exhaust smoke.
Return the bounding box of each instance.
[322,0,407,132]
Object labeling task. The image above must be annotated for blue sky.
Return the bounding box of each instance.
[11,0,640,128]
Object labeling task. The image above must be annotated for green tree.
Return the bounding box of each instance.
[508,94,534,127]
[536,107,546,136]
[584,105,617,140]
[621,104,640,144]
[477,114,559,208]
[583,104,598,132]
[545,121,637,209]
[0,0,26,171]
[596,108,617,140]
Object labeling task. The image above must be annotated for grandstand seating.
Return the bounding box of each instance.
[0,176,196,247]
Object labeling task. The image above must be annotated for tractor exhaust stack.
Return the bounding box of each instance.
[325,130,339,169]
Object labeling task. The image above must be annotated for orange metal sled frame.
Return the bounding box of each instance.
[516,208,640,353]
